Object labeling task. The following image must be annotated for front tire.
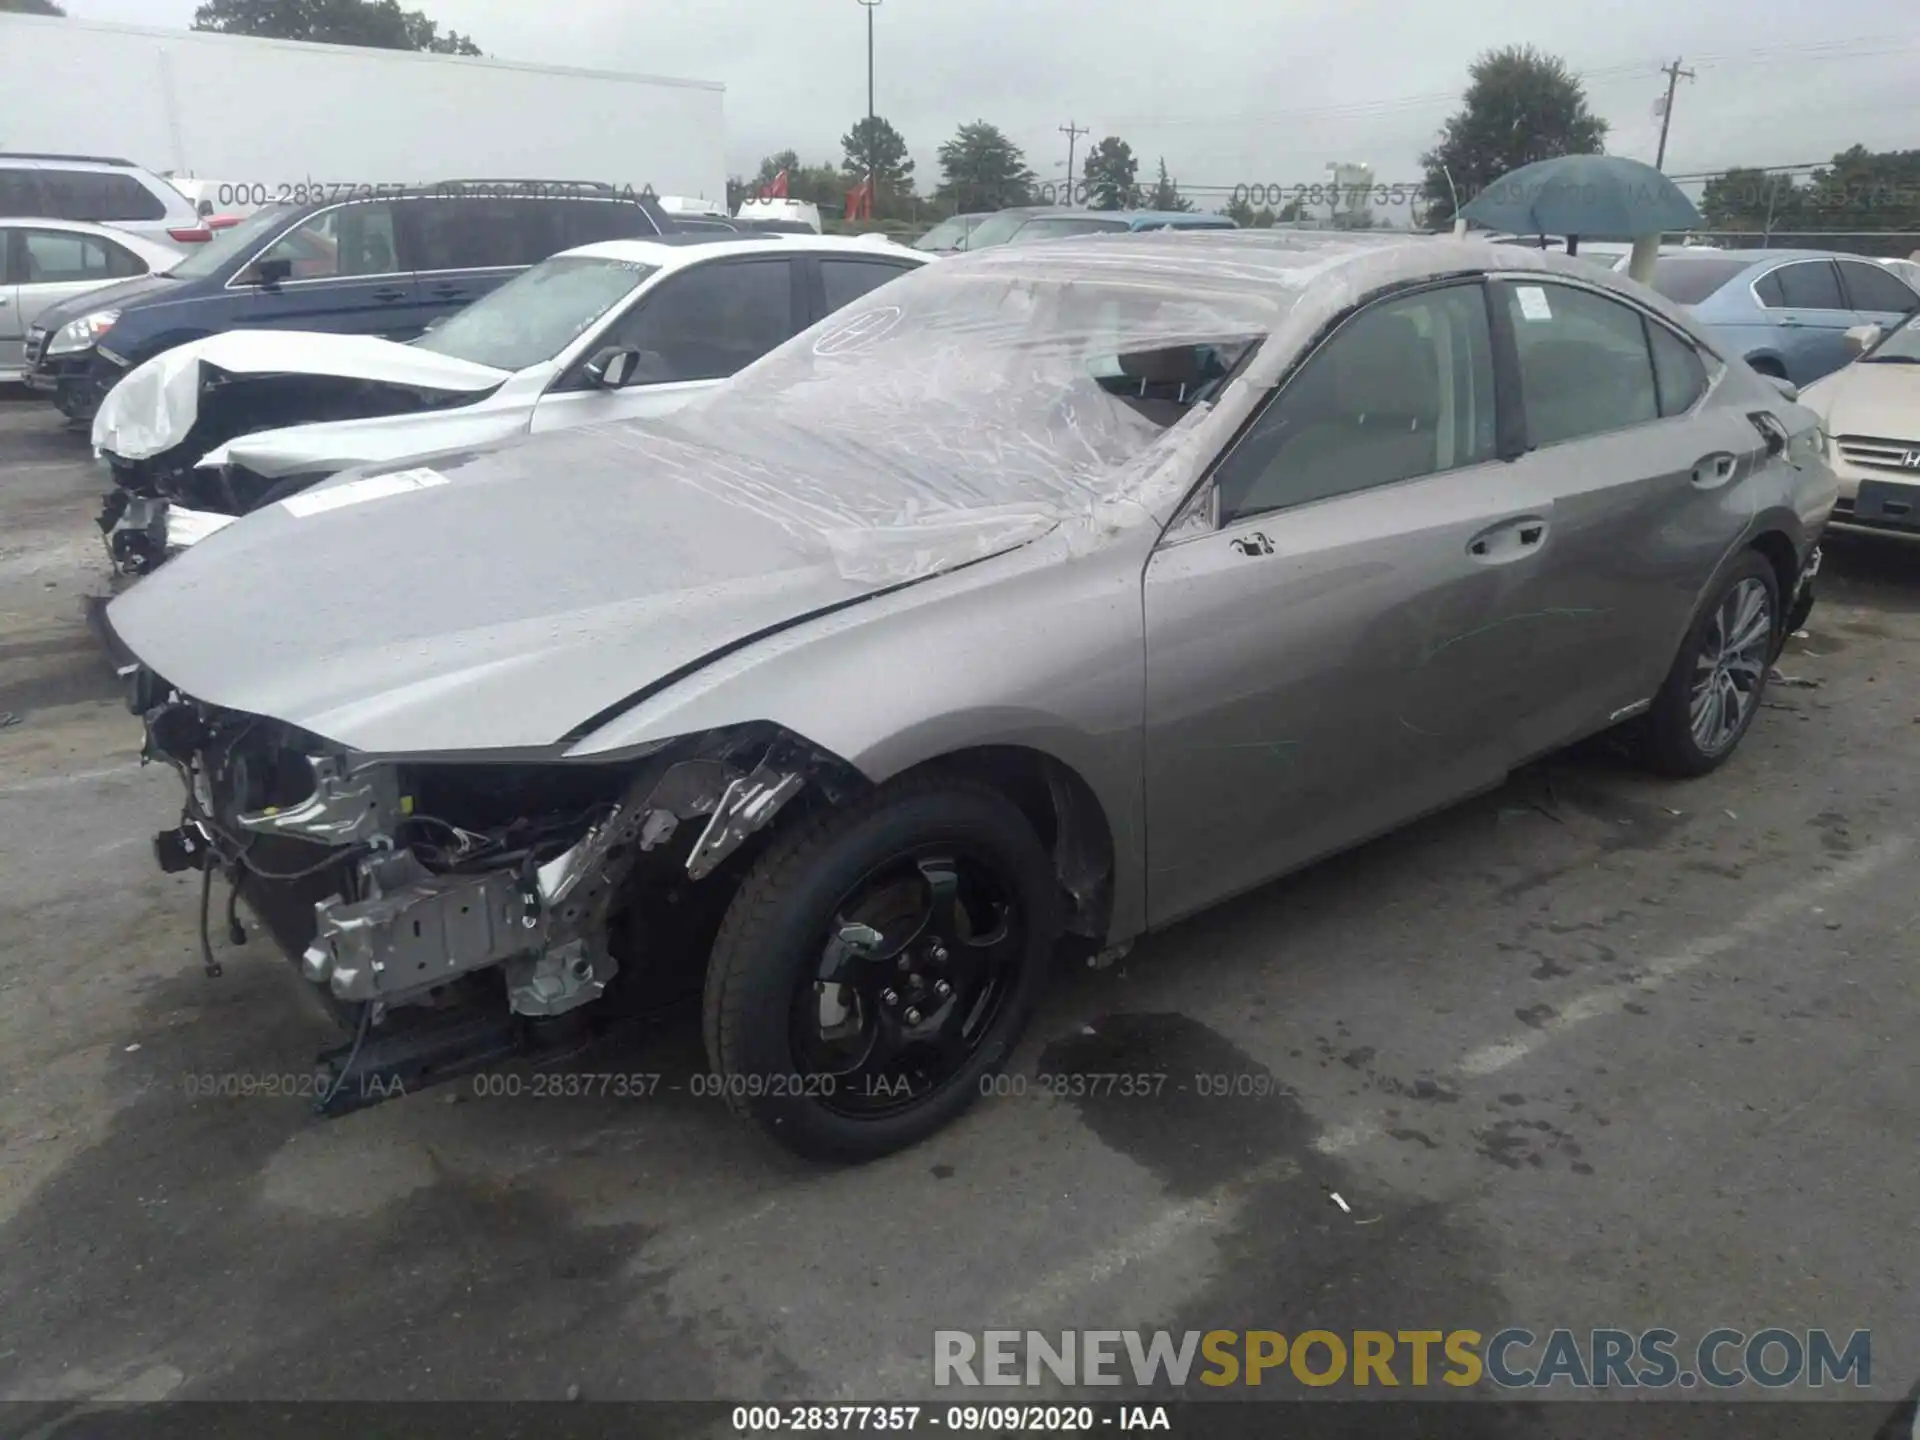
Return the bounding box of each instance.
[703,776,1060,1162]
[1639,550,1779,777]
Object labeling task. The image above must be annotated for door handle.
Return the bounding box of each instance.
[372,286,407,302]
[1231,531,1274,557]
[1776,317,1803,328]
[1691,450,1742,486]
[1467,516,1549,561]
[431,284,465,297]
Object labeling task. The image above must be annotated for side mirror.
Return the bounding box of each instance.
[249,255,294,288]
[1844,323,1882,356]
[583,345,644,389]
[1764,373,1799,403]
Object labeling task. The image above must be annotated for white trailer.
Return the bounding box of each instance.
[0,14,726,208]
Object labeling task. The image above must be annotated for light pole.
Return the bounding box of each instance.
[856,0,881,197]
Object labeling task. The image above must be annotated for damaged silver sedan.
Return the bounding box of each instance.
[106,231,1835,1159]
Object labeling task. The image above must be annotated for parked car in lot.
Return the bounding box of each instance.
[0,219,181,383]
[913,213,989,252]
[91,233,928,571]
[103,232,1833,1160]
[23,181,672,421]
[1637,249,1920,387]
[1796,312,1920,534]
[0,152,213,248]
[960,206,1238,251]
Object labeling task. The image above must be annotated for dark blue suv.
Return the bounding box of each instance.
[24,182,670,420]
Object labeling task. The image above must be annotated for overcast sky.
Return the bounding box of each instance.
[56,0,1920,211]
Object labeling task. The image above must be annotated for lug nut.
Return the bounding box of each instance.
[881,988,899,1006]
[909,973,923,988]
[905,1007,922,1024]
[930,943,948,963]
[935,980,951,997]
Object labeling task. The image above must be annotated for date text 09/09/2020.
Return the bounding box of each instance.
[730,1405,1168,1433]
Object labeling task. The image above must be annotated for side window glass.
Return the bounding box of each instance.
[1753,270,1786,308]
[1837,259,1919,314]
[397,199,537,271]
[38,170,92,220]
[1647,323,1710,417]
[1505,282,1658,447]
[106,238,149,278]
[1773,261,1844,310]
[103,174,167,221]
[558,199,657,246]
[0,170,44,218]
[1213,283,1496,525]
[258,203,398,279]
[22,232,121,284]
[819,258,913,313]
[604,260,795,383]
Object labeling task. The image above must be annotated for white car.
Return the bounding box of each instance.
[0,218,182,383]
[91,232,928,570]
[1797,311,1920,536]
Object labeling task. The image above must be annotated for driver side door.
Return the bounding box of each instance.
[1141,279,1564,926]
[530,255,804,433]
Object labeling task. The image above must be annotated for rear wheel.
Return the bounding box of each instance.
[1746,355,1786,380]
[703,776,1059,1161]
[1639,551,1779,777]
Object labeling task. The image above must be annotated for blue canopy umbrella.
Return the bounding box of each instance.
[1460,155,1702,266]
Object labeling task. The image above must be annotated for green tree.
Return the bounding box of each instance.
[935,121,1036,212]
[841,115,915,213]
[754,151,802,191]
[1419,45,1607,228]
[1276,198,1307,222]
[1223,193,1256,227]
[192,0,481,54]
[2,0,67,14]
[1082,136,1138,211]
[1147,157,1194,212]
[1699,165,1794,230]
[1249,205,1278,228]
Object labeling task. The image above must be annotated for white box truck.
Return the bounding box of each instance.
[0,13,726,209]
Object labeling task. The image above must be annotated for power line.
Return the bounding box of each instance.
[1094,34,1919,130]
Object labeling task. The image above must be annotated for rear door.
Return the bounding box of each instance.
[1141,280,1549,924]
[231,200,425,338]
[530,254,804,433]
[1752,259,1859,384]
[1485,276,1763,756]
[1835,257,1920,336]
[395,197,566,320]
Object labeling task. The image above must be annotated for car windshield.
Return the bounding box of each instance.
[161,204,299,279]
[962,210,1048,250]
[914,216,974,251]
[1013,216,1130,242]
[1862,312,1920,364]
[413,254,660,372]
[611,250,1288,564]
[1646,257,1754,305]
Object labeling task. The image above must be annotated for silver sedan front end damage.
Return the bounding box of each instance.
[128,666,859,1102]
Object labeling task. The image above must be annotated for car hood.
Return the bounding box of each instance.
[1799,360,1920,438]
[33,272,181,333]
[197,404,535,480]
[93,331,511,461]
[105,423,1043,756]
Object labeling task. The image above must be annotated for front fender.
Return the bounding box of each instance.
[565,528,1157,940]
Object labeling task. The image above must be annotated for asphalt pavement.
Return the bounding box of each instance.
[0,390,1915,1436]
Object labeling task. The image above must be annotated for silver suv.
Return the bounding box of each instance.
[0,152,209,247]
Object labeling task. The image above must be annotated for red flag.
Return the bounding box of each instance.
[761,168,789,200]
[844,178,874,220]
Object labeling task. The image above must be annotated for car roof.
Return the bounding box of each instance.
[0,153,141,171]
[561,233,931,268]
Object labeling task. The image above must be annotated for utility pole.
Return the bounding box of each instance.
[1059,121,1089,206]
[1653,58,1695,173]
[857,0,882,195]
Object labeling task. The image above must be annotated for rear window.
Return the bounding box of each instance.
[37,170,168,223]
[1645,258,1752,305]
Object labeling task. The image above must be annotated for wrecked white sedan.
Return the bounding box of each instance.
[91,232,926,572]
[106,232,1831,1160]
